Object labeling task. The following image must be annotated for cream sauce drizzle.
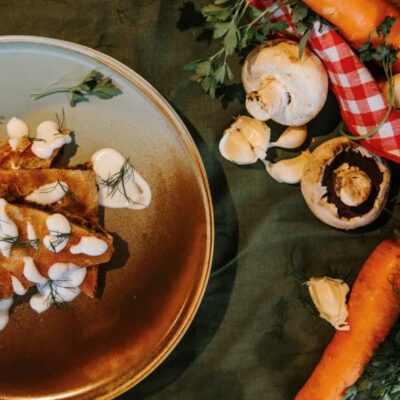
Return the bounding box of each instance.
[11,276,27,296]
[6,117,29,151]
[43,213,71,253]
[25,181,69,205]
[70,236,108,256]
[30,263,86,314]
[23,257,47,284]
[0,199,19,258]
[91,148,151,210]
[0,297,13,331]
[31,120,71,160]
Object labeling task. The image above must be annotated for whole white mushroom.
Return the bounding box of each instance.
[242,39,328,126]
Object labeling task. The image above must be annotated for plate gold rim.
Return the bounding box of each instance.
[0,35,214,400]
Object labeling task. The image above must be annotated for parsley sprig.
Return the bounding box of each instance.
[341,16,399,141]
[31,70,122,107]
[184,0,325,97]
[184,0,288,97]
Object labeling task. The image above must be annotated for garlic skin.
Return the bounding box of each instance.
[306,277,350,331]
[265,151,309,184]
[270,125,307,149]
[219,116,270,165]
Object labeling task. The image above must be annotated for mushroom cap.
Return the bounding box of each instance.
[242,40,328,126]
[301,137,391,230]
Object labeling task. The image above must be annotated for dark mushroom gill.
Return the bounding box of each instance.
[321,148,384,219]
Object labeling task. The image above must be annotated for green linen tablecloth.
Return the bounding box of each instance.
[2,1,399,399]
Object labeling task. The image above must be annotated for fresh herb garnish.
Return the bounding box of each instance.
[184,0,289,97]
[39,180,71,196]
[344,322,400,399]
[341,16,399,141]
[0,234,40,249]
[97,159,143,206]
[184,0,327,97]
[287,0,326,58]
[44,278,75,309]
[48,230,71,252]
[31,70,122,107]
[28,108,69,143]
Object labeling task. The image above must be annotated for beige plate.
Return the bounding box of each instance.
[0,36,213,399]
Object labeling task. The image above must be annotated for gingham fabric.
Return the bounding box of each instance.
[249,0,400,163]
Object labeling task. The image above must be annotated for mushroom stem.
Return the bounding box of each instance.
[335,168,372,207]
[245,77,288,122]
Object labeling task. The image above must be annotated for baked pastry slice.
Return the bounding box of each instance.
[0,200,113,299]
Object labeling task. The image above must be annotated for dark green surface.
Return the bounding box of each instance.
[2,1,400,399]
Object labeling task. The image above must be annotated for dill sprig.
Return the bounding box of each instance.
[48,230,71,252]
[0,234,40,249]
[97,159,143,206]
[43,278,76,309]
[28,108,69,143]
[39,180,71,196]
[54,108,68,135]
[341,16,399,141]
[31,69,122,107]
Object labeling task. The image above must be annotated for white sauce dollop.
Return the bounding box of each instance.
[23,256,47,284]
[6,117,29,151]
[0,297,13,331]
[31,120,71,160]
[91,148,151,210]
[43,213,71,253]
[0,199,18,258]
[11,276,27,296]
[25,181,69,205]
[30,263,87,314]
[70,236,108,256]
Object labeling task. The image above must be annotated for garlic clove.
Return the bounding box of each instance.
[219,116,270,165]
[219,130,257,165]
[270,125,307,149]
[265,151,309,184]
[306,277,350,331]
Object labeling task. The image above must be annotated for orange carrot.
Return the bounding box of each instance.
[295,239,400,400]
[302,0,400,72]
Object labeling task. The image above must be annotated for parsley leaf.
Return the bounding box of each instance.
[31,69,122,107]
[342,16,399,141]
[184,0,289,97]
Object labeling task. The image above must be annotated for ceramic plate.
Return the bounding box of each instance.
[0,36,213,399]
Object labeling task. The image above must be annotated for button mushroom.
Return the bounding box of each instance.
[301,137,391,230]
[242,39,328,126]
[219,116,270,165]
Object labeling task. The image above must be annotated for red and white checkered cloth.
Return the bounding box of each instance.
[249,0,400,163]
